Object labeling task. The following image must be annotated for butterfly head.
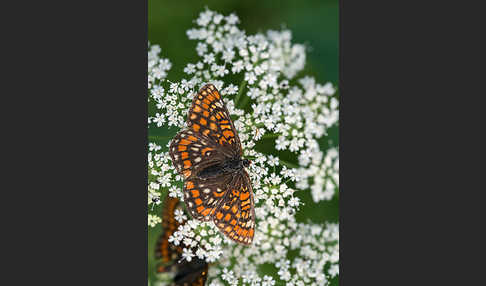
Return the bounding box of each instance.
[242,159,251,168]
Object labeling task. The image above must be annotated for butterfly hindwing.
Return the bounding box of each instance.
[212,171,255,245]
[155,197,183,264]
[169,129,226,180]
[154,197,209,285]
[173,258,209,286]
[183,174,232,221]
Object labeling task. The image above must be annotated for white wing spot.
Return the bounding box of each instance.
[194,157,202,163]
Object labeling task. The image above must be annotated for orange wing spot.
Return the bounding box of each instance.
[223,130,234,138]
[249,229,254,237]
[183,160,192,168]
[237,228,243,235]
[202,208,211,216]
[216,212,223,220]
[188,135,197,142]
[242,205,251,210]
[210,122,217,131]
[190,113,197,120]
[240,192,250,200]
[234,225,241,232]
[223,205,230,210]
[232,190,240,196]
[219,137,228,145]
[202,129,210,136]
[220,120,229,124]
[181,152,189,159]
[231,205,238,214]
[213,191,224,198]
[178,145,187,151]
[213,91,220,99]
[192,123,200,132]
[186,181,194,189]
[202,110,209,117]
[215,113,222,120]
[224,213,231,221]
[199,117,207,126]
[210,116,216,121]
[191,190,200,197]
[193,105,202,113]
[180,139,191,145]
[220,124,231,130]
[224,226,232,233]
[242,229,249,236]
[197,205,204,213]
[203,98,211,105]
[201,147,213,155]
[195,198,203,205]
[183,170,191,178]
[230,219,237,225]
[207,94,215,101]
[202,103,209,110]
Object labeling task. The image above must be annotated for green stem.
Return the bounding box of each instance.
[261,133,281,139]
[148,135,172,141]
[234,80,247,108]
[279,159,299,169]
[239,94,251,109]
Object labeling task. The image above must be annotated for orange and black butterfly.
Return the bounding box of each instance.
[169,83,255,245]
[155,197,209,286]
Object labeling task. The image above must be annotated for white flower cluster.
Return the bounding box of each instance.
[148,9,339,285]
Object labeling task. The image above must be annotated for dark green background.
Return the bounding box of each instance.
[148,0,339,284]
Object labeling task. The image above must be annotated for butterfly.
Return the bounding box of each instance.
[155,197,209,286]
[169,83,255,245]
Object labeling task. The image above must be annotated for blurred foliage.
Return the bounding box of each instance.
[148,0,338,284]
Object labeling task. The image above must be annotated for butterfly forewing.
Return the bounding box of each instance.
[186,84,242,157]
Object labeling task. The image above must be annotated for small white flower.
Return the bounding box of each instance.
[174,208,187,223]
[182,247,194,262]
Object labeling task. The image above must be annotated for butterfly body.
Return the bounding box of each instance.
[197,158,251,179]
[169,83,255,245]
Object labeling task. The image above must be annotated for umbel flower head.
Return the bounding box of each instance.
[148,8,339,286]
